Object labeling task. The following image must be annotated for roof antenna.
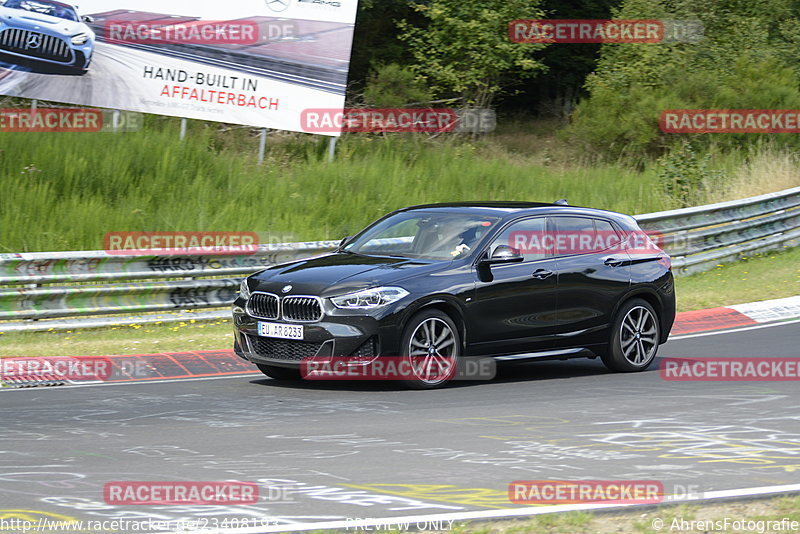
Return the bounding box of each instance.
[554,199,569,205]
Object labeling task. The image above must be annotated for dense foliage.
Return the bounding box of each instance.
[353,0,800,161]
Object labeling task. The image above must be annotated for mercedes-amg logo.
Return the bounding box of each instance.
[25,34,41,49]
[265,0,291,12]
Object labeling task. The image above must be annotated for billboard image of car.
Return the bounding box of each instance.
[0,0,95,74]
[0,0,358,133]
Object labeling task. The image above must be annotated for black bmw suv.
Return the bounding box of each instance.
[233,202,675,388]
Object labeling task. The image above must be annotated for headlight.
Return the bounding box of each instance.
[71,33,89,45]
[239,278,251,300]
[330,286,409,309]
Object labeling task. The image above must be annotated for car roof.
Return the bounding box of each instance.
[398,201,628,219]
[5,0,78,7]
[401,201,556,211]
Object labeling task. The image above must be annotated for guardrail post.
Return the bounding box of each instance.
[328,137,337,163]
[258,128,268,165]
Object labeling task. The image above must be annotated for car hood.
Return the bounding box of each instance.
[251,252,448,297]
[1,8,87,34]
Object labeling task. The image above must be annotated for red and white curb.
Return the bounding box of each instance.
[671,295,800,335]
[728,295,800,323]
[0,351,257,388]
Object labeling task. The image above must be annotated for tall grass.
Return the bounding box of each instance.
[1,120,796,252]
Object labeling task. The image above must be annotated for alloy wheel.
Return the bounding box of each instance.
[619,305,658,366]
[407,317,458,385]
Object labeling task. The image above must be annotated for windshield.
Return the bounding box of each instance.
[4,0,79,21]
[344,211,500,260]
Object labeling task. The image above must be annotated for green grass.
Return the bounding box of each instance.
[0,120,675,253]
[1,245,797,357]
[301,495,800,534]
[0,316,234,357]
[451,511,593,534]
[675,245,800,312]
[449,495,799,534]
[2,116,798,253]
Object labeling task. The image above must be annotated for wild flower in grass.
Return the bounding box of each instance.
[21,164,42,175]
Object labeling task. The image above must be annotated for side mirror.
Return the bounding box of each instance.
[82,15,94,23]
[483,245,524,265]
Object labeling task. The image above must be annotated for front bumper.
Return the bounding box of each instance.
[0,29,93,68]
[232,298,403,369]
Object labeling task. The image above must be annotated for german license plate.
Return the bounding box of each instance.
[258,322,304,340]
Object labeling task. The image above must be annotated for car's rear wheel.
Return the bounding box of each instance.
[256,363,301,380]
[400,309,460,389]
[601,298,660,372]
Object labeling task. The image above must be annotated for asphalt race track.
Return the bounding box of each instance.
[0,43,153,109]
[1,321,799,531]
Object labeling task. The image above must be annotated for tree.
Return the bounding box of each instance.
[349,0,419,94]
[563,0,800,159]
[398,0,549,108]
[363,64,433,108]
[516,0,619,118]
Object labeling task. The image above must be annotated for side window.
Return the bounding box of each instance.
[488,217,548,262]
[593,219,622,251]
[552,216,614,256]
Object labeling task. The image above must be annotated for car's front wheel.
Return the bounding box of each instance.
[70,53,91,75]
[256,364,301,380]
[400,309,460,389]
[601,298,660,372]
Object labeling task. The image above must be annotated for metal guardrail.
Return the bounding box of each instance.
[636,186,800,274]
[1,187,798,332]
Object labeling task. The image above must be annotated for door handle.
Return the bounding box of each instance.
[532,269,554,280]
[604,257,624,267]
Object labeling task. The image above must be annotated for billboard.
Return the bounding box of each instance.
[0,0,358,135]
